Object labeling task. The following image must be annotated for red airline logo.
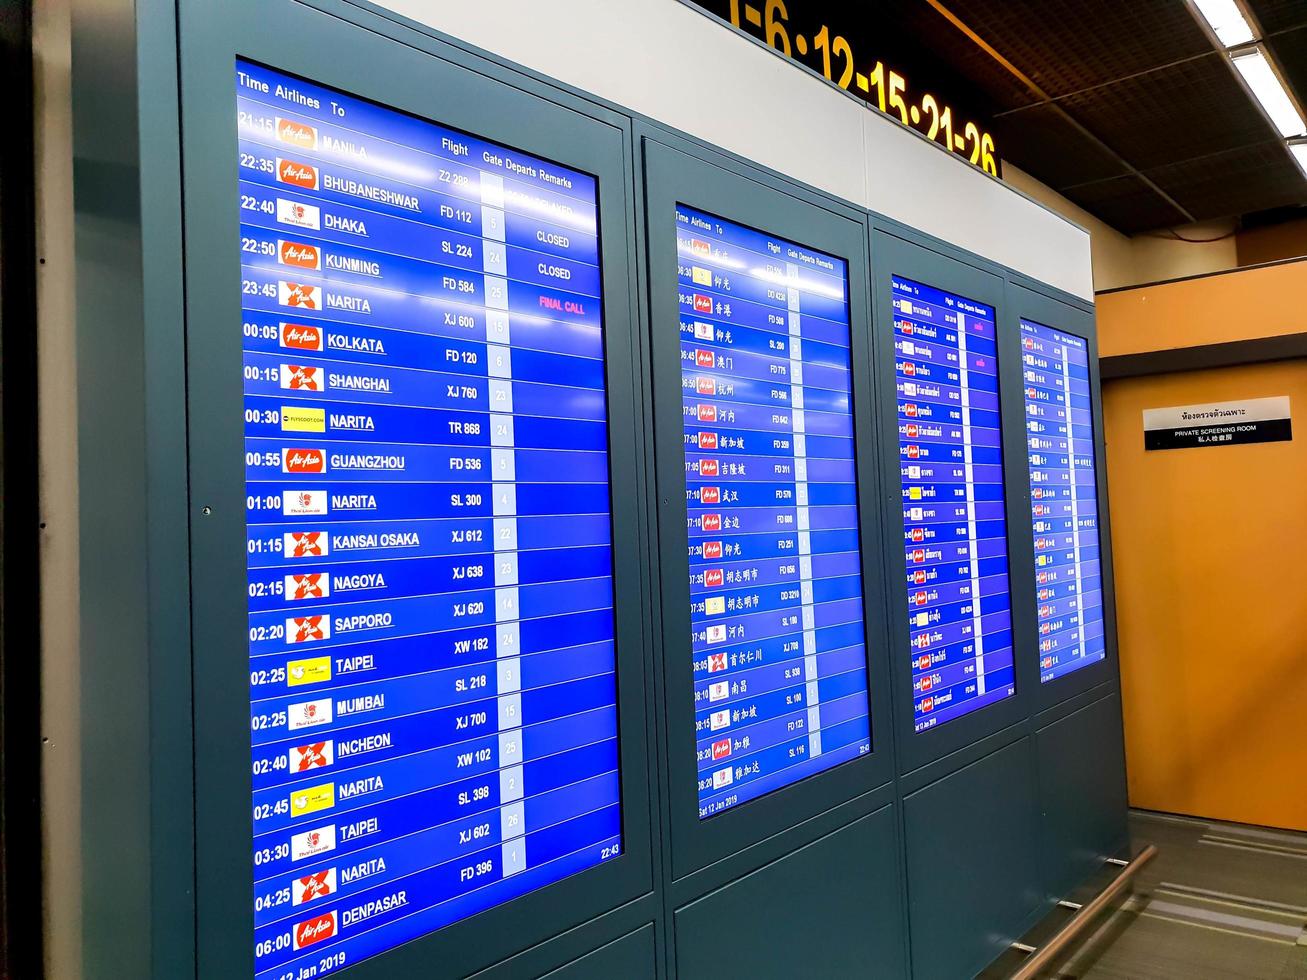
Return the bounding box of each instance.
[700,487,720,505]
[289,574,327,600]
[921,697,935,713]
[700,460,719,477]
[284,449,326,474]
[695,349,715,368]
[287,532,326,559]
[904,404,919,418]
[712,738,732,760]
[280,282,319,309]
[280,240,321,270]
[921,675,934,692]
[905,424,919,438]
[289,616,328,644]
[277,158,319,190]
[698,432,718,450]
[277,118,318,149]
[907,445,920,459]
[293,912,337,950]
[281,322,323,351]
[706,653,728,673]
[701,514,722,532]
[903,362,916,376]
[704,569,724,588]
[293,742,332,772]
[702,542,723,560]
[693,294,713,314]
[696,378,715,395]
[283,365,321,391]
[911,549,925,563]
[912,570,927,584]
[911,529,925,543]
[697,405,717,422]
[294,869,336,906]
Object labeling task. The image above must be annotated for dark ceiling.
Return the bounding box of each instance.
[898,0,1307,234]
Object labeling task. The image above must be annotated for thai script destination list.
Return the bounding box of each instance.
[677,206,872,820]
[238,61,621,977]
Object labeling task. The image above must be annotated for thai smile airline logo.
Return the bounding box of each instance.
[283,448,326,474]
[292,869,337,907]
[276,157,319,190]
[279,240,322,270]
[278,281,318,309]
[286,615,330,645]
[276,117,318,150]
[285,573,330,601]
[293,911,337,950]
[281,322,323,351]
[285,531,328,559]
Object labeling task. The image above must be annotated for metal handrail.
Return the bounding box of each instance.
[1010,843,1158,980]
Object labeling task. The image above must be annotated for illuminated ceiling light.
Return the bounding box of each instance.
[1289,140,1307,177]
[1231,47,1306,138]
[1191,0,1256,47]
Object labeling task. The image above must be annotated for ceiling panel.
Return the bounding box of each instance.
[990,104,1130,188]
[1145,142,1307,220]
[932,0,1215,97]
[1244,0,1307,35]
[1265,25,1307,112]
[1060,174,1191,233]
[1054,54,1279,170]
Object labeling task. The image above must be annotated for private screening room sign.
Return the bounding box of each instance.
[1143,397,1293,450]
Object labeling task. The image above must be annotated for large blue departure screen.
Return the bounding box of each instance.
[1021,320,1106,682]
[238,61,621,978]
[677,206,872,820]
[892,276,1015,732]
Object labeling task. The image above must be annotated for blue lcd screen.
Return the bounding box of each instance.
[677,206,872,820]
[891,276,1016,733]
[238,61,621,978]
[1020,320,1107,683]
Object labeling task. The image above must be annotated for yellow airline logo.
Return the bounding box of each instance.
[691,266,713,287]
[282,406,326,433]
[909,487,923,501]
[287,656,332,687]
[704,596,726,616]
[290,782,335,818]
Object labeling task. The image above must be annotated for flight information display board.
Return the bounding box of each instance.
[677,206,871,820]
[1021,320,1106,683]
[892,276,1015,732]
[237,60,622,978]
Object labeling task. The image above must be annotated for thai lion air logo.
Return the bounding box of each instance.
[293,911,337,950]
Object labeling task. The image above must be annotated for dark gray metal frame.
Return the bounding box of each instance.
[641,134,897,878]
[179,1,656,976]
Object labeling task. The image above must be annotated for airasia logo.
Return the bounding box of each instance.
[697,405,717,422]
[281,322,323,351]
[284,449,326,474]
[279,240,321,270]
[921,697,935,713]
[277,118,318,149]
[696,378,715,395]
[706,652,728,673]
[280,282,318,309]
[695,350,714,368]
[693,294,712,314]
[290,574,326,600]
[699,460,719,477]
[904,404,918,418]
[912,570,927,584]
[282,365,321,391]
[702,542,722,560]
[293,742,331,771]
[700,487,720,505]
[287,532,326,559]
[289,615,329,644]
[905,424,919,438]
[911,549,925,563]
[698,432,718,450]
[293,911,337,950]
[911,529,925,543]
[907,445,920,459]
[701,514,721,532]
[920,675,934,692]
[277,158,319,190]
[903,362,916,376]
[704,569,724,588]
[712,738,731,760]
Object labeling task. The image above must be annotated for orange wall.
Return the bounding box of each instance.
[1097,258,1307,357]
[1100,259,1307,831]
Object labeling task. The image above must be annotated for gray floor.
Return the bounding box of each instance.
[1051,810,1307,979]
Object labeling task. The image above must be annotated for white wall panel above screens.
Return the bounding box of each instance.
[372,0,1095,301]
